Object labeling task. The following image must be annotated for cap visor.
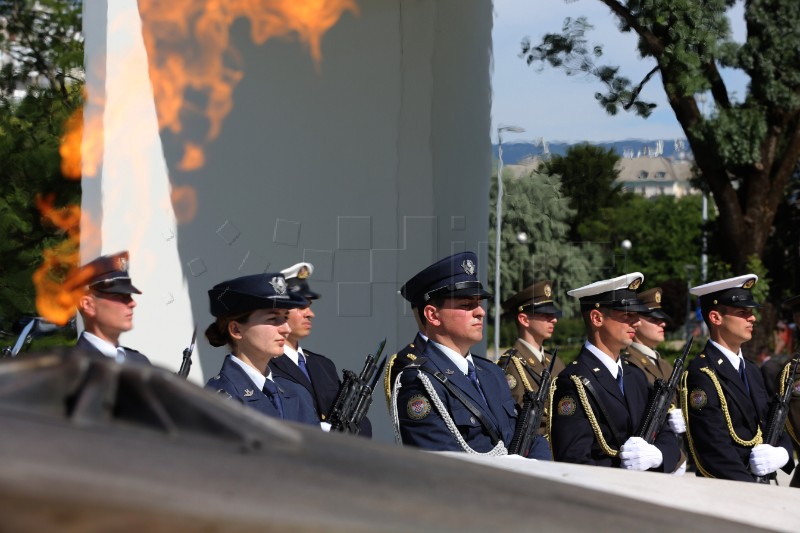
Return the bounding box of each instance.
[93,282,142,295]
[644,309,672,322]
[532,303,562,316]
[449,287,492,300]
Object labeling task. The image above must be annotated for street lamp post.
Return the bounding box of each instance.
[494,125,525,359]
[620,239,632,272]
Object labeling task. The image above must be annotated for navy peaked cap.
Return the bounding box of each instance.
[400,251,491,307]
[208,273,308,317]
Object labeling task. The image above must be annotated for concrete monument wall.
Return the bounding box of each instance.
[83,0,493,441]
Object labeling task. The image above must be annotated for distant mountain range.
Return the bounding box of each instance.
[493,139,692,165]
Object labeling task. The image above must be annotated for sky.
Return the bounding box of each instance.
[490,0,747,144]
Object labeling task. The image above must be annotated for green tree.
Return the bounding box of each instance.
[540,143,628,243]
[489,168,604,345]
[0,0,82,323]
[522,3,800,276]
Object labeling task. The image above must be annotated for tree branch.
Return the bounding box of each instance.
[623,65,659,111]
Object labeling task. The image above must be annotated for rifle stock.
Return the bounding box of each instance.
[636,336,693,444]
[508,348,558,456]
[328,339,387,434]
[754,355,799,484]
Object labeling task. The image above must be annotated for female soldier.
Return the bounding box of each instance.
[204,272,319,425]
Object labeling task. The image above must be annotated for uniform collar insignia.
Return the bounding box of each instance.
[593,368,600,372]
[444,369,455,375]
[718,359,724,365]
[244,389,254,397]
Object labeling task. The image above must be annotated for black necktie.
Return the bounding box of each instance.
[738,357,750,394]
[616,367,625,396]
[467,360,489,407]
[262,379,285,418]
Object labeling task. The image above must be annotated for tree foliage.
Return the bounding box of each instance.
[489,167,605,338]
[0,0,82,322]
[522,2,800,278]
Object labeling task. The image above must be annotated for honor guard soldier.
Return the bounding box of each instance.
[497,281,566,415]
[550,273,682,472]
[390,252,551,459]
[65,251,151,365]
[204,273,319,425]
[623,288,688,453]
[269,263,372,436]
[683,275,795,482]
[766,294,800,487]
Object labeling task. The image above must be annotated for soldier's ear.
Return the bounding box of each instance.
[77,293,96,318]
[589,308,604,327]
[517,312,530,328]
[423,304,441,327]
[708,308,723,326]
[228,321,242,339]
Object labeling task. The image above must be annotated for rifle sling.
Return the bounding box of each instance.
[415,360,503,446]
[706,366,761,437]
[580,377,625,448]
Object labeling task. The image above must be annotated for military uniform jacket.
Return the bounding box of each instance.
[394,342,519,454]
[207,354,319,426]
[498,339,566,407]
[270,349,374,437]
[384,333,428,406]
[75,333,151,366]
[550,347,681,471]
[683,341,795,482]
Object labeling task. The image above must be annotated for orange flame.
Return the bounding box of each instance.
[33,195,84,325]
[171,185,198,224]
[139,0,359,160]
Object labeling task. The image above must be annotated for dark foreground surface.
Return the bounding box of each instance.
[0,350,771,532]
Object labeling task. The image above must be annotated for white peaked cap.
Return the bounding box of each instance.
[567,272,644,299]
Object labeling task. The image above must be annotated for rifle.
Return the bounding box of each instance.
[328,338,387,435]
[636,336,693,443]
[508,348,558,456]
[177,326,197,379]
[755,355,800,484]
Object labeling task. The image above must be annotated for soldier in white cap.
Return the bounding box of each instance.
[269,262,372,437]
[549,273,682,472]
[683,274,795,482]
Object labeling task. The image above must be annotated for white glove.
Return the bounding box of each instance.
[667,408,686,434]
[749,444,789,476]
[619,436,663,471]
[320,421,332,432]
[672,461,687,476]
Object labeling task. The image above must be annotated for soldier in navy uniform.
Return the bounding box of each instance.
[497,280,566,414]
[269,262,372,436]
[390,252,551,459]
[550,273,681,472]
[204,272,319,426]
[684,275,795,482]
[65,251,151,365]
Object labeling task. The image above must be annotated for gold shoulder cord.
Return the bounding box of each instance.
[511,356,534,392]
[779,361,799,446]
[545,377,557,442]
[383,353,397,410]
[681,370,715,479]
[682,367,764,479]
[569,375,619,457]
[699,367,762,447]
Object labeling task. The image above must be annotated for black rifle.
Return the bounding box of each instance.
[755,355,800,484]
[328,339,387,435]
[508,348,558,456]
[636,336,693,443]
[177,327,197,379]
